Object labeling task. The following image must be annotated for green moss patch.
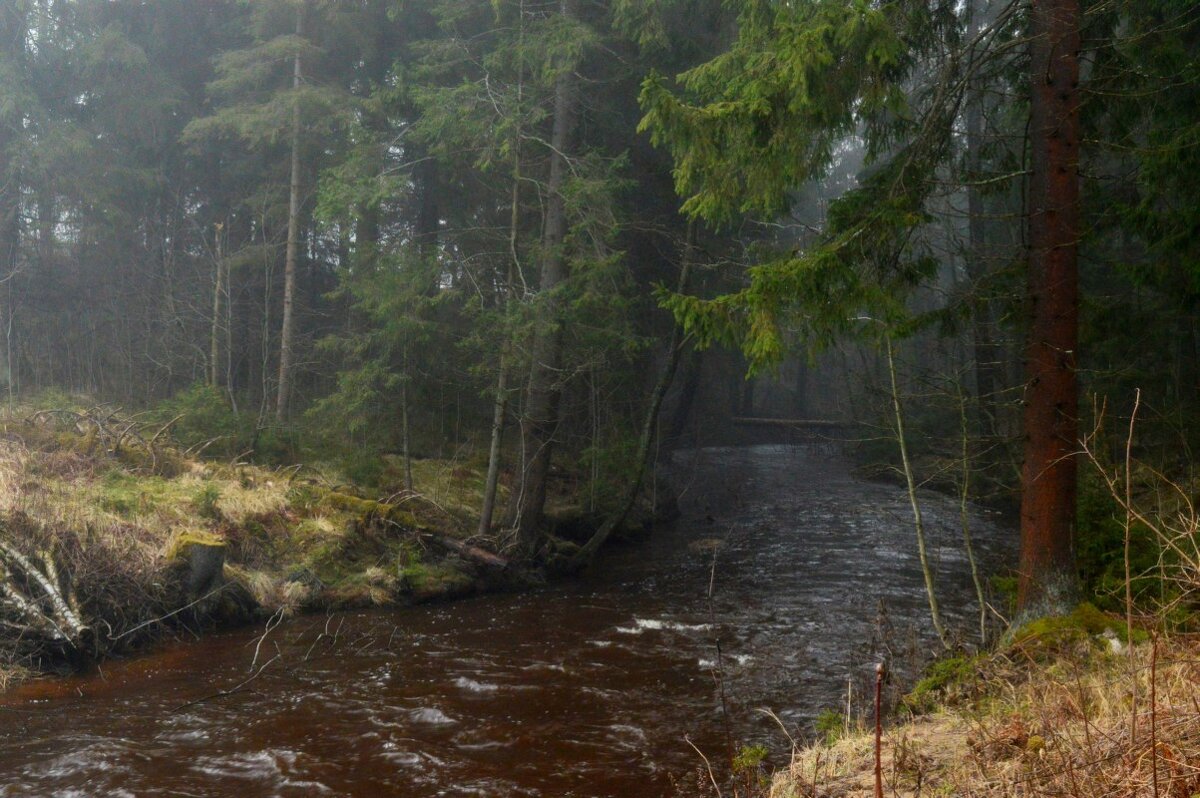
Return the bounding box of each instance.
[1008,603,1148,658]
[904,654,984,714]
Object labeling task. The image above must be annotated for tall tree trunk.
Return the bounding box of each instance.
[0,4,23,409]
[1018,0,1081,616]
[479,356,509,536]
[479,5,527,538]
[275,2,305,423]
[225,228,236,410]
[401,340,413,493]
[506,0,577,552]
[966,2,998,437]
[662,346,702,454]
[572,223,697,566]
[210,224,224,388]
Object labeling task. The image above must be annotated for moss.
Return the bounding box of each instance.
[96,472,200,522]
[286,484,325,515]
[399,561,476,601]
[321,491,425,532]
[541,535,583,571]
[1008,603,1149,658]
[164,529,225,561]
[0,406,514,678]
[904,654,982,714]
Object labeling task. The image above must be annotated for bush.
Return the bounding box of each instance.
[1075,470,1159,611]
[150,384,243,457]
[150,384,294,464]
[192,484,222,521]
[904,654,979,714]
[814,709,847,745]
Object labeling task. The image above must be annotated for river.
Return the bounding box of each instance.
[0,444,1014,796]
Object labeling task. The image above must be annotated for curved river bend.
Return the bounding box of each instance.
[0,445,1013,796]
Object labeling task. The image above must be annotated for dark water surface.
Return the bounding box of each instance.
[0,445,1014,797]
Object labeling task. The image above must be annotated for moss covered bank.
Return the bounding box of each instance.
[0,404,667,688]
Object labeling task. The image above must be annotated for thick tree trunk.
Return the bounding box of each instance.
[505,0,577,553]
[1018,0,1081,617]
[275,2,306,423]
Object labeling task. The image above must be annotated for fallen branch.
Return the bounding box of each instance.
[0,534,87,648]
[419,532,509,569]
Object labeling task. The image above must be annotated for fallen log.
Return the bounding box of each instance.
[418,533,509,570]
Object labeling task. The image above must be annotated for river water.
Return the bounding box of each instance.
[0,445,1013,797]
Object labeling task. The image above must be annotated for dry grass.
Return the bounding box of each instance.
[0,404,508,684]
[770,635,1200,797]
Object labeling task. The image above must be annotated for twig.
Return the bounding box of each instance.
[875,662,885,798]
[706,542,733,763]
[249,607,285,672]
[1125,388,1140,745]
[684,735,723,797]
[171,653,281,714]
[1150,632,1159,798]
[107,583,229,641]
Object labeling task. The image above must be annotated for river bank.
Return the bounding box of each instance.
[0,406,665,689]
[0,443,1015,795]
[767,610,1199,797]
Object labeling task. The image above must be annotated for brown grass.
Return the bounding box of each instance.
[0,406,507,684]
[770,635,1200,797]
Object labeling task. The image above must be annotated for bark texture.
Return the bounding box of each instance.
[275,2,306,422]
[1018,0,1081,616]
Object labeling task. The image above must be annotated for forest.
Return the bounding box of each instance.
[0,0,1199,795]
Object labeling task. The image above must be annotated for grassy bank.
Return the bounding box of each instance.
[0,399,657,686]
[765,610,1199,797]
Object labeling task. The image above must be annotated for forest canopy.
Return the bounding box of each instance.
[0,0,1197,607]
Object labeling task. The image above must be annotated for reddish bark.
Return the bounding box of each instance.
[1018,0,1081,615]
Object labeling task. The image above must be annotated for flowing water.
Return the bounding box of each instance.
[0,444,1014,797]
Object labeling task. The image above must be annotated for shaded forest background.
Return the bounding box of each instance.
[0,0,1197,587]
